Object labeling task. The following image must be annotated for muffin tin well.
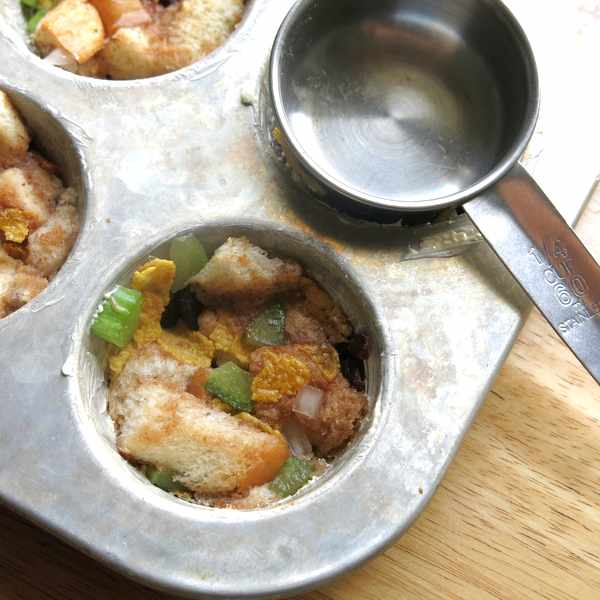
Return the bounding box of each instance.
[0,0,561,598]
[0,84,86,321]
[2,0,262,84]
[78,221,385,510]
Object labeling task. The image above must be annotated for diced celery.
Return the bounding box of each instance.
[169,235,209,291]
[108,285,143,317]
[269,457,314,498]
[205,362,253,413]
[90,285,142,348]
[245,304,286,347]
[91,312,131,348]
[142,465,187,492]
[26,9,46,32]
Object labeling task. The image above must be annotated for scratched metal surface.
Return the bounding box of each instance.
[0,1,598,598]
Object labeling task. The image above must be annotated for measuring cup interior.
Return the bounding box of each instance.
[271,0,539,212]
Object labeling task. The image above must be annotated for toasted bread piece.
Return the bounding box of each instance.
[190,237,302,305]
[116,381,289,494]
[295,375,368,456]
[285,278,352,344]
[21,153,64,208]
[0,248,47,317]
[0,249,18,318]
[0,166,58,227]
[284,305,328,344]
[88,0,150,35]
[100,26,158,79]
[100,26,193,79]
[9,264,48,311]
[26,189,79,277]
[166,0,244,58]
[0,92,30,162]
[109,342,198,418]
[35,0,106,64]
[76,54,108,78]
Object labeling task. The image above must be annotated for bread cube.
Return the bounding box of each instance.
[115,381,289,494]
[0,249,18,318]
[190,237,302,305]
[102,24,199,79]
[88,0,150,35]
[0,249,47,317]
[100,26,157,80]
[9,264,48,311]
[0,91,30,162]
[0,168,51,227]
[76,55,108,78]
[109,343,198,417]
[21,154,64,207]
[26,189,79,277]
[35,0,106,64]
[167,0,244,57]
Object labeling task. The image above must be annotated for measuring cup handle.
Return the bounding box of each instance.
[464,164,600,384]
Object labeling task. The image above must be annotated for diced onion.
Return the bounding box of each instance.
[292,385,323,419]
[43,48,77,72]
[281,419,313,457]
[114,9,152,29]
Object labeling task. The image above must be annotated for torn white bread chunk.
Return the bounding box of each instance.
[0,166,59,227]
[190,237,302,305]
[166,0,244,60]
[26,189,79,277]
[114,381,289,494]
[0,248,47,317]
[0,92,30,162]
[109,343,198,420]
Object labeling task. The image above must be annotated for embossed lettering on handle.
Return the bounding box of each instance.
[465,164,600,384]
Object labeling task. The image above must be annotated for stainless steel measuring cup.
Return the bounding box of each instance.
[270,0,600,384]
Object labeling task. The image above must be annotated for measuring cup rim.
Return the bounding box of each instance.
[269,0,541,213]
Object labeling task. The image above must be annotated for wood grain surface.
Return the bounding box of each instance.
[1,189,598,600]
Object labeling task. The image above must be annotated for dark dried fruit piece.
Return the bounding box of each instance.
[160,286,203,331]
[335,334,368,392]
[339,356,366,392]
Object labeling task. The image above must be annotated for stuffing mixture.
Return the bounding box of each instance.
[0,91,79,319]
[23,0,245,79]
[92,236,369,508]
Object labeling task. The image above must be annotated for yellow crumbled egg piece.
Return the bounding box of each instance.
[131,259,177,346]
[237,412,284,439]
[252,350,311,404]
[157,327,214,368]
[133,291,164,346]
[296,344,340,382]
[272,127,284,146]
[251,344,340,405]
[109,257,213,376]
[131,258,175,303]
[209,322,252,368]
[0,208,30,243]
[108,343,136,379]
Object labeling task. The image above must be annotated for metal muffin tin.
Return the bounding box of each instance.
[0,1,598,598]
